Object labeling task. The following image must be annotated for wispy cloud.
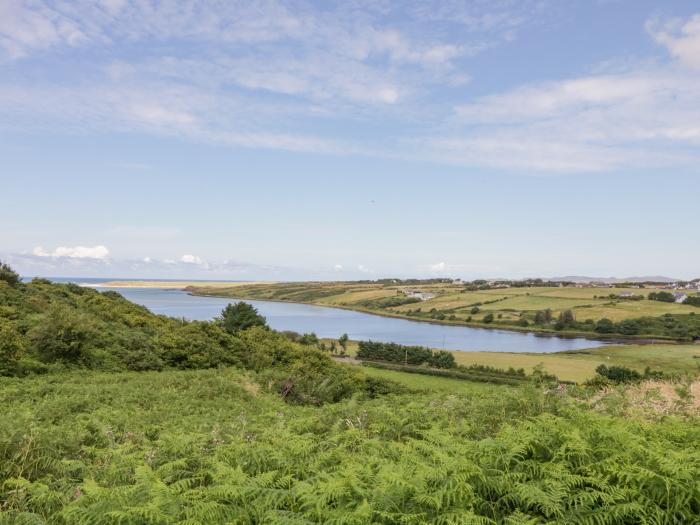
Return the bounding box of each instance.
[648,14,700,70]
[2,2,699,174]
[33,245,110,259]
[180,254,203,265]
[428,62,700,172]
[0,0,543,156]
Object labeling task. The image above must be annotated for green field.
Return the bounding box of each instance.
[452,344,700,383]
[327,338,700,383]
[186,280,700,339]
[352,364,517,394]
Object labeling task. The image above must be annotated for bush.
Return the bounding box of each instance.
[27,306,99,364]
[155,321,242,369]
[0,319,25,375]
[0,261,20,286]
[684,295,700,307]
[648,291,676,303]
[357,341,455,368]
[595,318,615,334]
[218,302,267,334]
[482,313,494,323]
[617,319,641,335]
[595,364,641,383]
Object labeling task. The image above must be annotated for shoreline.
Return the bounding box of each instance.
[87,279,679,345]
[186,288,662,345]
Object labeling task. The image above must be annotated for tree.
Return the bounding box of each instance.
[0,261,20,286]
[470,306,480,314]
[428,350,456,369]
[595,318,615,334]
[483,313,494,323]
[218,302,267,335]
[684,295,700,307]
[534,309,552,325]
[338,333,349,354]
[648,291,675,303]
[299,332,319,345]
[617,319,640,335]
[555,310,576,330]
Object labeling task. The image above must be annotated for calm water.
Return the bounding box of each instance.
[94,285,607,353]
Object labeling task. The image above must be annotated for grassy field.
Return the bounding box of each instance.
[358,365,515,394]
[452,344,700,382]
[327,338,700,383]
[187,280,700,334]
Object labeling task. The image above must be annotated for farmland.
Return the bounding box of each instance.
[187,280,700,339]
[331,339,700,383]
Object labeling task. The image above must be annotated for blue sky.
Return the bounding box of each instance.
[1,0,699,280]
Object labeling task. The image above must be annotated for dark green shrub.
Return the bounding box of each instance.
[0,261,20,287]
[218,302,267,334]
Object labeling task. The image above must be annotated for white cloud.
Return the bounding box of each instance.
[143,256,152,263]
[429,262,447,272]
[180,254,203,264]
[4,2,698,175]
[333,264,343,271]
[648,14,700,70]
[436,59,700,172]
[33,245,110,259]
[357,264,373,274]
[0,0,88,59]
[0,0,541,156]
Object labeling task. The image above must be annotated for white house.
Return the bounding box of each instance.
[674,293,688,303]
[404,290,435,301]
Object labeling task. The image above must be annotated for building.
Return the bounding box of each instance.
[674,293,688,303]
[404,290,436,301]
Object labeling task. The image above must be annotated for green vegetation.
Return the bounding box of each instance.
[357,341,456,369]
[2,268,700,522]
[648,291,676,303]
[0,275,388,406]
[453,343,700,384]
[0,261,20,287]
[218,301,267,335]
[185,280,700,340]
[362,361,532,385]
[329,337,700,384]
[3,367,700,523]
[594,364,664,384]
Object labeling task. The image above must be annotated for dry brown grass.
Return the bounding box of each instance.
[587,379,700,418]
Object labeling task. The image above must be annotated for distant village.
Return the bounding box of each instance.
[396,277,700,302]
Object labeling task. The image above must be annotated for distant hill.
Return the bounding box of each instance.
[547,276,679,284]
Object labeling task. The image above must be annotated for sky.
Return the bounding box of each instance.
[1,0,699,281]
